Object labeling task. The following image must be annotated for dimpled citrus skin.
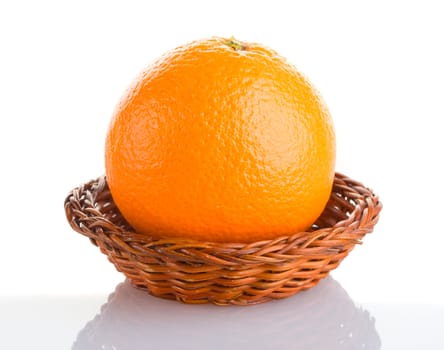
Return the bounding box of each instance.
[105,37,336,243]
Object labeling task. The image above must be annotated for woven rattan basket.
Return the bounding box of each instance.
[65,173,381,305]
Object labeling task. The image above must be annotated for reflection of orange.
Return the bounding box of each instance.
[105,37,336,243]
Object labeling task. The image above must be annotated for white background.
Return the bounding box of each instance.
[1,0,443,307]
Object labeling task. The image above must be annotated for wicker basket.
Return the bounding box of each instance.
[64,173,381,305]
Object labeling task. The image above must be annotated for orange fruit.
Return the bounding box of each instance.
[105,37,336,243]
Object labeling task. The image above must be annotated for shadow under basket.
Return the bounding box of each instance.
[64,173,382,306]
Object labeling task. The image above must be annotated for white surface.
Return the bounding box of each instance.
[2,277,443,349]
[1,0,443,308]
[1,2,444,348]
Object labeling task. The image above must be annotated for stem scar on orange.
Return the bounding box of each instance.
[105,37,336,243]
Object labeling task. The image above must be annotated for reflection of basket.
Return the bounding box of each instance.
[72,277,381,350]
[65,173,381,305]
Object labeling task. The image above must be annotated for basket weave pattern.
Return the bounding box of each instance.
[65,173,381,305]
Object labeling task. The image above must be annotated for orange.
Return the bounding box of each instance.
[105,37,336,243]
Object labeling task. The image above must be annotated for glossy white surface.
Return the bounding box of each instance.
[2,277,443,349]
[1,1,444,348]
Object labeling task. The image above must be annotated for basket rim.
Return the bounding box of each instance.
[64,172,382,249]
